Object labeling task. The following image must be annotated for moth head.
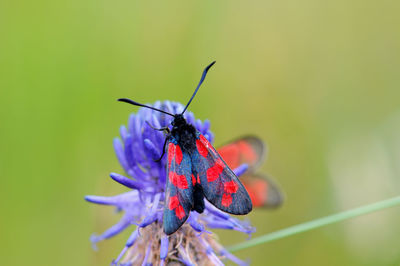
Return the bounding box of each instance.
[172,114,186,127]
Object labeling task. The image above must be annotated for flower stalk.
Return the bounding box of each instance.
[228,195,400,253]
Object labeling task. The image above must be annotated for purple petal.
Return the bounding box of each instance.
[160,236,169,260]
[198,238,224,266]
[163,101,174,116]
[129,165,147,180]
[173,102,184,114]
[90,217,131,245]
[233,163,248,177]
[134,113,142,138]
[126,228,140,247]
[185,112,195,125]
[189,218,205,232]
[139,215,157,227]
[205,204,230,220]
[85,195,118,205]
[150,113,162,129]
[208,252,224,266]
[140,193,161,227]
[113,138,129,173]
[206,221,234,230]
[113,246,128,266]
[128,114,136,135]
[141,242,152,266]
[143,139,160,160]
[124,135,136,168]
[204,132,214,143]
[120,125,128,141]
[85,191,139,206]
[110,173,143,190]
[220,249,249,266]
[203,119,211,131]
[195,119,203,131]
[177,246,194,266]
[153,100,161,110]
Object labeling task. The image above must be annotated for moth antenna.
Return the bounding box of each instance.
[181,61,216,114]
[118,98,175,117]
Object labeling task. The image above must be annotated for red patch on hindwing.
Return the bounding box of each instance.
[169,172,188,189]
[244,179,268,207]
[217,144,240,169]
[191,174,196,186]
[221,193,232,207]
[224,180,238,194]
[217,138,263,170]
[237,140,257,164]
[206,159,225,182]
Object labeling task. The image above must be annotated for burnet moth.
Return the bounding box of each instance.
[118,61,252,235]
[217,136,283,208]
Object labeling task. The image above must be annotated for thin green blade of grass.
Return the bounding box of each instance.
[228,195,400,252]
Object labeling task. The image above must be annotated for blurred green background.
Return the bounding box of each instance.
[1,0,400,265]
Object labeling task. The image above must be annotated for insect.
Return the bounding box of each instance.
[118,61,252,235]
[217,136,283,208]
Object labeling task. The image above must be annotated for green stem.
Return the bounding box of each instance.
[228,195,400,252]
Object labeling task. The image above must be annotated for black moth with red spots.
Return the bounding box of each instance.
[118,61,252,235]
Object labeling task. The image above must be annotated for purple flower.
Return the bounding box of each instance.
[86,101,254,265]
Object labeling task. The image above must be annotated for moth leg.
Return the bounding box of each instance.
[154,137,169,162]
[145,121,170,133]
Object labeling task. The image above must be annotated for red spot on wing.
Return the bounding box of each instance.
[168,195,179,210]
[196,139,208,158]
[200,134,212,149]
[169,172,189,189]
[168,195,186,220]
[191,174,196,186]
[168,143,175,167]
[221,193,232,207]
[237,141,257,165]
[175,145,183,165]
[221,181,238,207]
[224,180,238,194]
[175,205,185,219]
[197,134,218,158]
[206,159,225,182]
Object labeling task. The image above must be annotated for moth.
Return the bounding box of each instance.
[119,61,252,235]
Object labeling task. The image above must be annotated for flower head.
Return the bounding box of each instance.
[86,101,254,265]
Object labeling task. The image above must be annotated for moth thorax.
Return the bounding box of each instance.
[171,117,197,152]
